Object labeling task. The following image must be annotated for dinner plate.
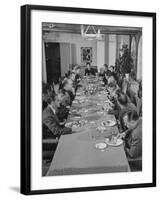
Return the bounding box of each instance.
[100,91,108,95]
[104,99,110,103]
[76,92,81,96]
[72,116,81,119]
[72,124,81,128]
[69,109,78,114]
[65,121,81,128]
[105,138,123,146]
[79,119,88,125]
[79,100,85,103]
[72,100,79,104]
[101,120,116,127]
[95,142,107,150]
[75,96,85,100]
[97,126,107,131]
[97,111,104,115]
[65,122,73,128]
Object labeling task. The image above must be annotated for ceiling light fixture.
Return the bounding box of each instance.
[81,25,104,40]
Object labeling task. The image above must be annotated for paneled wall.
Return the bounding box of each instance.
[108,35,117,66]
[97,40,105,71]
[137,37,142,80]
[42,31,141,81]
[43,32,97,66]
[60,43,71,76]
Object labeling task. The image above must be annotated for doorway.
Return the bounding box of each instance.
[45,42,61,84]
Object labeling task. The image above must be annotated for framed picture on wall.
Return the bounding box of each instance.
[21,4,156,195]
[81,47,92,64]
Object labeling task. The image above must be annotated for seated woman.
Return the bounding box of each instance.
[120,110,142,159]
[99,66,105,77]
[61,79,75,103]
[42,94,72,137]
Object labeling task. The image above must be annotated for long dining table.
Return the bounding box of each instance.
[46,77,130,176]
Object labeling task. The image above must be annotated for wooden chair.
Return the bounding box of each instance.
[42,124,59,175]
[128,156,142,172]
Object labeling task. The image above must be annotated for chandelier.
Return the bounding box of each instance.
[81,25,104,40]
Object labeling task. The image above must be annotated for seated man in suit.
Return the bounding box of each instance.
[107,73,120,99]
[72,65,81,81]
[84,62,96,76]
[102,64,110,85]
[85,62,91,76]
[60,79,75,104]
[59,88,71,107]
[68,71,80,92]
[43,94,72,137]
[120,110,142,159]
[42,83,55,111]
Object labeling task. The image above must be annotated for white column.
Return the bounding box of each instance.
[97,40,105,72]
[71,43,77,65]
[108,35,117,66]
[42,40,47,83]
[60,43,71,76]
[104,35,109,65]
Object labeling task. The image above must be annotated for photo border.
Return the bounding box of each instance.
[20,4,156,195]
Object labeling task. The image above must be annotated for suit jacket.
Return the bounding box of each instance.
[125,119,142,159]
[85,68,96,76]
[43,106,71,136]
[67,90,75,102]
[85,68,91,76]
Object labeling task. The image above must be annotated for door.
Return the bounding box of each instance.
[45,42,61,84]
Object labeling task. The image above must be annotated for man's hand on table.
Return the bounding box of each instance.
[117,131,126,139]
